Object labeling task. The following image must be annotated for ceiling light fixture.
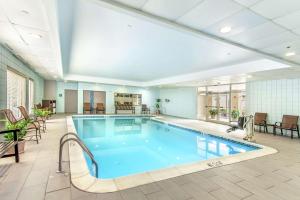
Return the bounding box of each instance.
[285,52,296,57]
[220,26,231,33]
[20,10,29,15]
[247,75,252,78]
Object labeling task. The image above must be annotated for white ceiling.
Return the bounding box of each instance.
[1,0,300,86]
[0,0,62,79]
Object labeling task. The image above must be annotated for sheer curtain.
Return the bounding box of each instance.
[28,79,34,114]
[7,70,26,118]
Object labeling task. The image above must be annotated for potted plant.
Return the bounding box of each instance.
[231,110,240,120]
[155,99,161,115]
[34,108,50,119]
[209,109,218,119]
[4,119,29,154]
[220,108,227,117]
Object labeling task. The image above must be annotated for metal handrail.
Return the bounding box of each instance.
[58,132,98,177]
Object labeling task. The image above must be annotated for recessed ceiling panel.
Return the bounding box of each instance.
[246,31,298,49]
[204,9,267,37]
[0,21,24,43]
[142,0,203,20]
[14,25,51,48]
[67,0,259,82]
[250,0,300,19]
[274,10,300,30]
[0,0,49,30]
[228,22,286,45]
[177,0,243,30]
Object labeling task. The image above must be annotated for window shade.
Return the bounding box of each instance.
[7,70,26,118]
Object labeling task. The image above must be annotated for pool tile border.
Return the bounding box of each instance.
[66,115,277,193]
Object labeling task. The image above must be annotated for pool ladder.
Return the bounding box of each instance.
[57,132,99,178]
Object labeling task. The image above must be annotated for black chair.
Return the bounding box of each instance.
[0,129,20,163]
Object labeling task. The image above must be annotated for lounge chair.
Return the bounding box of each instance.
[2,109,41,143]
[18,106,46,132]
[0,129,20,162]
[141,104,150,114]
[84,103,91,114]
[274,115,299,139]
[254,112,268,133]
[96,103,105,114]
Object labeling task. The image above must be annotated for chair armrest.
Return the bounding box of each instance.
[274,122,282,126]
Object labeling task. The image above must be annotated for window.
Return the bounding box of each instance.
[7,70,26,117]
[28,79,34,114]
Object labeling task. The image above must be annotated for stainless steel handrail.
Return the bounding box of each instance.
[58,132,99,177]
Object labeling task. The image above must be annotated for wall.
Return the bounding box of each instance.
[56,81,159,113]
[158,87,198,119]
[246,79,300,124]
[44,80,56,100]
[0,44,44,109]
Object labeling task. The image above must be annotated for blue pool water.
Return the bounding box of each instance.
[73,116,258,179]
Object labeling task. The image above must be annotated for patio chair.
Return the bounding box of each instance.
[274,115,299,139]
[2,109,41,143]
[83,103,91,114]
[96,103,105,114]
[18,106,46,132]
[142,104,150,114]
[254,112,268,133]
[0,129,20,162]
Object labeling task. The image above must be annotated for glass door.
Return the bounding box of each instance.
[206,85,230,123]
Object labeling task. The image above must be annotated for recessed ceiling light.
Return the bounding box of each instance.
[20,10,29,15]
[53,75,58,79]
[247,75,252,78]
[29,33,42,39]
[285,52,296,57]
[220,26,231,33]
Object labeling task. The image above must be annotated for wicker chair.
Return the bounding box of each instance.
[274,115,299,139]
[254,112,268,133]
[2,109,41,144]
[83,103,91,114]
[96,103,105,114]
[142,104,150,114]
[18,106,46,132]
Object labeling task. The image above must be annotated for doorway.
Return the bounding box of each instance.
[197,83,246,124]
[65,90,78,113]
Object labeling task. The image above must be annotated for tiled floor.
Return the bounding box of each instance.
[0,114,300,200]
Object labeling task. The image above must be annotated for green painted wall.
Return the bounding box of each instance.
[0,44,44,109]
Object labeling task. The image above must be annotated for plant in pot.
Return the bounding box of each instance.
[4,119,29,155]
[220,108,227,117]
[34,108,50,119]
[231,110,240,121]
[155,99,161,115]
[209,109,218,119]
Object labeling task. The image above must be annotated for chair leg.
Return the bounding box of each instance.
[273,126,276,135]
[280,128,283,135]
[265,125,268,133]
[297,126,300,138]
[291,129,293,139]
[36,129,39,144]
[39,128,41,139]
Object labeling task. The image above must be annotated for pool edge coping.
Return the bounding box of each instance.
[66,115,278,193]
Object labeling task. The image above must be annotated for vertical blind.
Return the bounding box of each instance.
[28,79,34,114]
[7,70,26,117]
